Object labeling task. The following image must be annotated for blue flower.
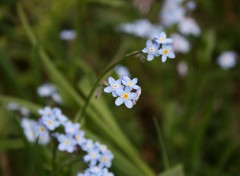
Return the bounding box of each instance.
[57,134,76,153]
[121,76,140,90]
[21,118,37,142]
[102,168,114,176]
[154,32,173,44]
[74,130,86,147]
[142,40,160,61]
[42,115,60,131]
[64,121,80,135]
[104,77,124,97]
[115,87,138,109]
[217,51,237,70]
[84,148,101,166]
[98,150,114,168]
[34,123,50,145]
[159,44,176,62]
[38,106,54,117]
[82,139,95,152]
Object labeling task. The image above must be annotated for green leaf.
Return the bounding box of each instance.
[159,165,185,176]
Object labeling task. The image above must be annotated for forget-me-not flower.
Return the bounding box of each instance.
[104,77,124,97]
[115,87,138,109]
[98,151,114,168]
[142,40,160,61]
[159,44,176,62]
[42,115,60,131]
[57,134,77,153]
[74,130,86,147]
[84,148,101,166]
[121,76,140,90]
[64,121,80,135]
[154,32,173,44]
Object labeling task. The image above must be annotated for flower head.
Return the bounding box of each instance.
[115,87,138,109]
[122,76,140,90]
[159,44,176,62]
[104,77,124,97]
[57,134,77,153]
[142,40,160,61]
[154,32,173,44]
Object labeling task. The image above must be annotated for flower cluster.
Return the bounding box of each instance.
[7,102,30,117]
[142,32,175,62]
[104,76,141,109]
[20,106,114,175]
[37,83,63,104]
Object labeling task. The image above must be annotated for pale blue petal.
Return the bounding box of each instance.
[142,47,149,53]
[159,49,163,55]
[116,79,122,85]
[133,85,141,90]
[108,77,115,85]
[129,93,138,100]
[160,32,166,38]
[124,87,131,93]
[146,40,153,47]
[104,86,113,93]
[125,100,133,109]
[147,53,154,61]
[115,97,124,106]
[132,78,138,84]
[154,50,160,57]
[162,55,167,62]
[168,52,175,59]
[122,80,128,86]
[116,89,123,96]
[112,91,117,97]
[153,43,160,49]
[123,75,131,82]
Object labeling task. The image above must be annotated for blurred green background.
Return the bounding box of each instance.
[0,0,240,175]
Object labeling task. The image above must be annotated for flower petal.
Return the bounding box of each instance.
[162,55,167,62]
[104,86,113,93]
[132,78,138,84]
[142,47,149,53]
[108,77,115,85]
[115,97,124,106]
[146,40,153,47]
[133,85,141,90]
[168,52,175,59]
[116,89,123,96]
[129,93,138,100]
[125,100,133,108]
[147,53,154,61]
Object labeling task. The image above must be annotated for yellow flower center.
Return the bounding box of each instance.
[123,93,129,100]
[160,37,165,42]
[76,136,81,141]
[40,127,45,132]
[128,82,133,86]
[48,120,53,125]
[163,49,169,55]
[65,140,70,145]
[102,157,108,163]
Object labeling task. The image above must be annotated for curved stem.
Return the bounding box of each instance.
[75,50,142,122]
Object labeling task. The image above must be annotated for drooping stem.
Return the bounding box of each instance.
[75,50,142,122]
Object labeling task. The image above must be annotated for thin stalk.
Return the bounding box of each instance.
[153,118,170,170]
[51,140,58,174]
[75,50,142,122]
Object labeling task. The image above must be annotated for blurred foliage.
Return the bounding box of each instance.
[0,0,240,176]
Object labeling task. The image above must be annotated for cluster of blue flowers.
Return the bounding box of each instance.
[19,106,114,175]
[142,32,175,62]
[104,76,141,109]
[37,83,63,104]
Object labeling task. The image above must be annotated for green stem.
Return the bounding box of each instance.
[153,118,170,170]
[75,50,142,122]
[51,140,58,174]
